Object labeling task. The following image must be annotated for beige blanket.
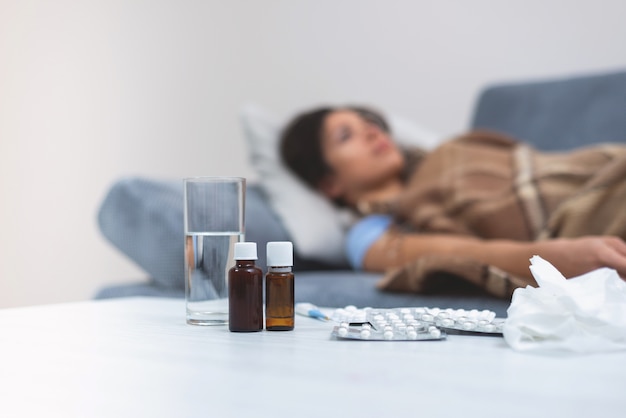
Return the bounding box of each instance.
[377,131,626,299]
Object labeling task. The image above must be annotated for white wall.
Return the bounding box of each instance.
[1,0,625,308]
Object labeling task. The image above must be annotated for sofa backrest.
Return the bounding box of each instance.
[470,70,626,150]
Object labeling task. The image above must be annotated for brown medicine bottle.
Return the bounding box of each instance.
[228,242,263,332]
[265,241,294,331]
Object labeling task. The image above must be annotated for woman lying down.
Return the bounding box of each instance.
[280,106,626,298]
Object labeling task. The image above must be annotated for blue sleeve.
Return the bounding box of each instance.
[346,215,393,270]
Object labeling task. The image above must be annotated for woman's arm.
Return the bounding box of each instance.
[364,232,626,279]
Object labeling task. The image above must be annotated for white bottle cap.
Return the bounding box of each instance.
[233,242,257,260]
[266,241,293,267]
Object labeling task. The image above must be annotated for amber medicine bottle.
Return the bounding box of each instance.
[228,242,263,332]
[265,241,294,331]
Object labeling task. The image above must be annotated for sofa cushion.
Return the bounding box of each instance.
[94,270,511,317]
[97,178,293,288]
[471,70,626,150]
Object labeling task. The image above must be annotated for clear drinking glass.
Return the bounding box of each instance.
[184,177,245,325]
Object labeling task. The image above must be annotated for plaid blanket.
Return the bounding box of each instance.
[376,131,626,299]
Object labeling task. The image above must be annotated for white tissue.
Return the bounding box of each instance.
[503,255,626,354]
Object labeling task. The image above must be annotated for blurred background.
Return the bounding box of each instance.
[1,0,625,308]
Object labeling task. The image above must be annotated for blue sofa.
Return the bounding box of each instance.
[96,70,626,317]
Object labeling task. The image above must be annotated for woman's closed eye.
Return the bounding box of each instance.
[335,125,352,143]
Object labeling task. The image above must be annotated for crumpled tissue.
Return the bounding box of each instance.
[503,255,626,354]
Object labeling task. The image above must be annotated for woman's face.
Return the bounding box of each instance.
[320,109,404,201]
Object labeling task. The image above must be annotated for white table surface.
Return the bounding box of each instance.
[0,297,624,418]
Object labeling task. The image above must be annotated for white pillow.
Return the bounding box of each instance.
[240,103,442,265]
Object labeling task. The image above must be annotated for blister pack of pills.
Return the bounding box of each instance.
[330,306,505,341]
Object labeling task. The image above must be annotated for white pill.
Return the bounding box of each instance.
[429,328,441,338]
[421,314,434,322]
[479,310,493,319]
[400,308,411,314]
[441,318,454,327]
[374,314,385,322]
[337,327,348,337]
[361,323,371,330]
[407,330,418,340]
[345,305,357,312]
[383,330,394,340]
[483,324,496,332]
[384,325,393,332]
[340,322,349,329]
[437,311,450,319]
[360,329,371,339]
[462,321,476,331]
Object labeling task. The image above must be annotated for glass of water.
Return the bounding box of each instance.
[183,177,245,325]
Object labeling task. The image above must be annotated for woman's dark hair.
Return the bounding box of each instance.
[279,105,391,189]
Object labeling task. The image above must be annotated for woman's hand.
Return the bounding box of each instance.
[532,236,626,279]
